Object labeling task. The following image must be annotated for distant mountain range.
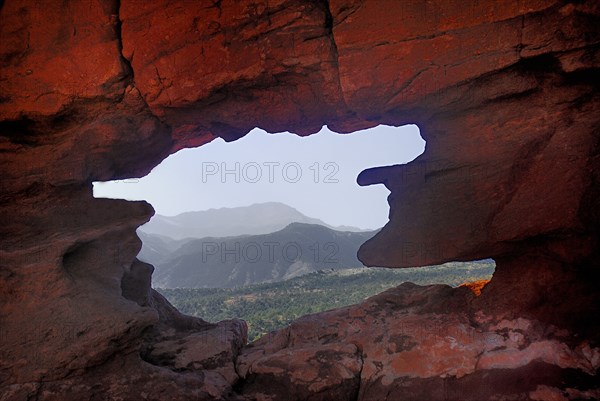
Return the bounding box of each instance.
[137,231,189,266]
[151,222,377,288]
[136,202,378,288]
[138,202,368,240]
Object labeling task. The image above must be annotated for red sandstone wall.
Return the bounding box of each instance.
[1,1,599,399]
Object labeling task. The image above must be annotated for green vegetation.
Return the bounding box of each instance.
[157,261,494,341]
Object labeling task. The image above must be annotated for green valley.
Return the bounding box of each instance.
[158,260,495,341]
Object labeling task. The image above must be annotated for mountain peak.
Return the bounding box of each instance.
[141,203,368,240]
[151,222,377,288]
[156,202,301,219]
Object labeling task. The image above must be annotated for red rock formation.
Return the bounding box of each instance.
[237,283,600,400]
[1,0,599,400]
[460,279,490,296]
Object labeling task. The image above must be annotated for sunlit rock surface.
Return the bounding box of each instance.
[1,0,598,399]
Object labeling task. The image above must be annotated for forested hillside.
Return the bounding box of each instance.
[153,222,377,288]
[159,260,495,340]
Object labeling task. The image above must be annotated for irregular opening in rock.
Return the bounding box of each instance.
[92,124,494,340]
[93,124,425,230]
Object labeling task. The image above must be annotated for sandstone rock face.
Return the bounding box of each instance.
[237,283,600,400]
[1,0,599,400]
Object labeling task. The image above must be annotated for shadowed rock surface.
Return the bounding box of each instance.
[237,283,599,400]
[1,0,599,400]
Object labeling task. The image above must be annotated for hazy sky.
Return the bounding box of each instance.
[93,125,425,229]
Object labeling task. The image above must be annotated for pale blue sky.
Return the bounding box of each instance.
[93,125,425,229]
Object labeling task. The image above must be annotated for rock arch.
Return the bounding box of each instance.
[1,1,599,399]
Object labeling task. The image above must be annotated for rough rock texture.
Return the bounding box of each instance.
[237,283,600,400]
[1,0,599,400]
